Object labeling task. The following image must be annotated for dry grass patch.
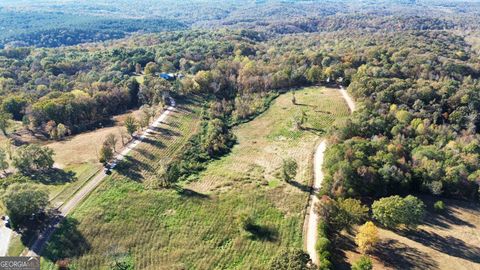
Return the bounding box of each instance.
[46,108,147,168]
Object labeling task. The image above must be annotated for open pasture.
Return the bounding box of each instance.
[40,87,350,269]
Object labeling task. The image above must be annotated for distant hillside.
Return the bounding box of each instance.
[1,0,480,47]
[0,11,186,48]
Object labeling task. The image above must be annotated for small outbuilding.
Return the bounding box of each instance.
[159,73,175,80]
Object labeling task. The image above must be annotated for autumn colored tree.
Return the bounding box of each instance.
[355,221,379,254]
[56,123,69,139]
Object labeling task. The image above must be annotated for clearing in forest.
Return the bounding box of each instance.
[39,87,350,269]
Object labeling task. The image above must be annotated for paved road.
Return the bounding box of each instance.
[0,224,12,256]
[305,87,355,266]
[24,98,176,257]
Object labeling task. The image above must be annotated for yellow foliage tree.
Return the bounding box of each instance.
[355,221,379,254]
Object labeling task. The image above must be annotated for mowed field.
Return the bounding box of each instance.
[46,108,145,168]
[337,197,480,270]
[39,87,350,269]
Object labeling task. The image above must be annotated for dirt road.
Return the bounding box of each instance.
[305,86,355,265]
[339,85,356,112]
[24,98,176,257]
[306,140,327,265]
[0,224,12,256]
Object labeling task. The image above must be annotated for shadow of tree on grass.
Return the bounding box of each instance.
[41,216,90,263]
[398,229,480,263]
[244,223,279,242]
[176,187,210,199]
[421,198,476,229]
[114,156,150,182]
[287,179,311,193]
[32,168,77,185]
[331,233,357,270]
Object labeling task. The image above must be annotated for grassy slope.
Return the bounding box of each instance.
[40,87,350,269]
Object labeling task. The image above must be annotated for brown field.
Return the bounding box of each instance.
[47,108,149,167]
[336,196,480,270]
[0,107,150,169]
[0,108,146,215]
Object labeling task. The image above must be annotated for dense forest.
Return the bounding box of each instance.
[0,11,186,48]
[322,31,480,200]
[2,0,480,48]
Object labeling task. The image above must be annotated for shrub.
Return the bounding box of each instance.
[315,196,368,233]
[319,257,332,270]
[433,200,445,213]
[282,158,298,181]
[316,220,332,270]
[269,248,314,270]
[316,237,331,252]
[351,256,373,270]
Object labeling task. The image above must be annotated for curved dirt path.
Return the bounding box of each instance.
[24,98,176,257]
[305,86,355,265]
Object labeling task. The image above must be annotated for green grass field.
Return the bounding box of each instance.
[39,87,350,269]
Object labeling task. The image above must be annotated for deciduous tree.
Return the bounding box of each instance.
[372,195,425,229]
[124,116,137,136]
[269,248,314,270]
[3,183,49,229]
[13,144,55,175]
[351,256,373,270]
[0,112,12,135]
[315,197,368,233]
[105,133,118,152]
[99,142,114,164]
[355,222,379,254]
[56,123,69,139]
